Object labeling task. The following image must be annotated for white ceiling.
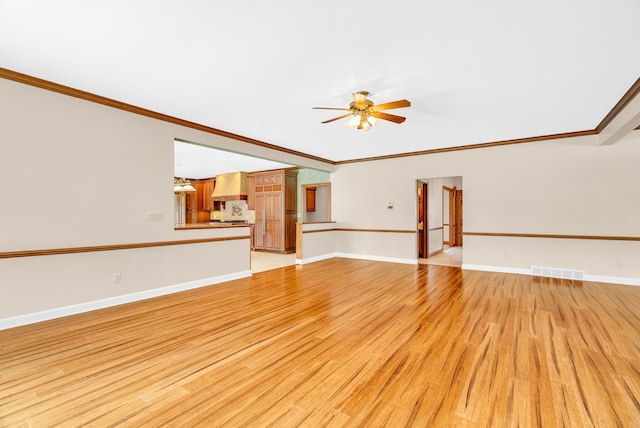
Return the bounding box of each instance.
[2,1,639,175]
[174,141,292,179]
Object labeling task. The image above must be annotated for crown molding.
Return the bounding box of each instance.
[595,77,640,133]
[2,67,637,166]
[335,130,597,165]
[0,67,335,166]
[337,78,640,164]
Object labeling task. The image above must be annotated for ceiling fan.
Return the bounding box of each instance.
[313,91,410,131]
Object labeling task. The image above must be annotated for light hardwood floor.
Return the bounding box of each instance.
[419,245,463,268]
[251,251,296,273]
[1,258,639,426]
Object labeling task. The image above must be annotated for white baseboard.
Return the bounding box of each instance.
[462,264,531,276]
[10,260,633,331]
[296,253,336,265]
[0,270,252,331]
[584,274,640,286]
[462,263,640,286]
[297,252,417,266]
[333,252,418,265]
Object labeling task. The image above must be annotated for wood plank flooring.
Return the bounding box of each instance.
[1,258,639,427]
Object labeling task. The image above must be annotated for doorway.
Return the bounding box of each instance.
[301,182,331,223]
[417,180,429,258]
[443,186,463,247]
[417,176,463,267]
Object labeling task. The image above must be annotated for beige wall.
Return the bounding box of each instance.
[0,238,250,317]
[0,77,334,327]
[297,223,336,263]
[2,75,638,327]
[331,131,640,283]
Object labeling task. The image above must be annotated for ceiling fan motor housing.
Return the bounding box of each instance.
[351,91,374,111]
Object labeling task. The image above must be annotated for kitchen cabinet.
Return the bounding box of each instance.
[306,187,316,212]
[201,178,215,211]
[250,169,297,253]
[247,175,255,210]
[195,178,216,223]
[185,191,198,224]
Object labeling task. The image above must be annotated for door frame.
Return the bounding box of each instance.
[301,182,331,223]
[417,179,429,258]
[443,185,463,247]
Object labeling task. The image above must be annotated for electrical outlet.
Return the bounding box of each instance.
[113,273,121,283]
[387,201,394,209]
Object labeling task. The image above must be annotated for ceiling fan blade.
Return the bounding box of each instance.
[321,113,353,124]
[313,107,351,111]
[370,99,411,111]
[370,111,406,124]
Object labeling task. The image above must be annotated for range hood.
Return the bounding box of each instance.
[211,171,248,201]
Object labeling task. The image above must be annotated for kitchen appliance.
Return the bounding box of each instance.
[211,171,248,201]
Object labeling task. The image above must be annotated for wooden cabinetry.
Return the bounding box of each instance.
[305,187,316,212]
[201,179,215,211]
[185,191,198,224]
[247,175,255,210]
[250,169,297,253]
[195,178,216,223]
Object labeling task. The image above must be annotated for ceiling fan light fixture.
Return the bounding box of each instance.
[314,90,410,131]
[358,114,372,131]
[345,114,361,129]
[367,115,378,127]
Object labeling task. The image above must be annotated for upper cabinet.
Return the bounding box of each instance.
[305,187,316,212]
[193,178,216,223]
[199,178,215,212]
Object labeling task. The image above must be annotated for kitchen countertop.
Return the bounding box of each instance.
[174,222,251,230]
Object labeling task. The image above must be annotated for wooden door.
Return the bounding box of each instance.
[442,187,450,244]
[417,181,428,258]
[454,189,463,246]
[449,187,463,246]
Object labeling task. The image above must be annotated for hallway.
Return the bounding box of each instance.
[419,245,462,268]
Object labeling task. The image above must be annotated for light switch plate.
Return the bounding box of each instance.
[146,212,163,221]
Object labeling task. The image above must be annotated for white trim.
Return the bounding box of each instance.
[462,264,531,276]
[333,252,418,265]
[584,274,640,287]
[0,270,252,330]
[297,252,418,266]
[296,253,336,265]
[462,263,640,286]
